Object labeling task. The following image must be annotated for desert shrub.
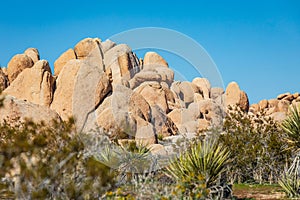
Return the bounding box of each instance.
[279,154,300,198]
[282,105,300,152]
[219,106,291,184]
[0,118,116,199]
[166,138,231,199]
[279,105,300,198]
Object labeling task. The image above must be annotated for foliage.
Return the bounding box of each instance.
[166,138,230,199]
[95,140,153,184]
[282,105,300,153]
[279,105,300,198]
[0,118,116,199]
[279,155,300,198]
[219,106,291,184]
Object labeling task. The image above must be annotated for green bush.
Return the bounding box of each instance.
[0,119,116,199]
[282,105,300,152]
[166,138,230,199]
[220,106,291,184]
[279,105,300,198]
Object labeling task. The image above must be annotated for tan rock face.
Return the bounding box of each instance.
[135,120,156,146]
[95,73,112,107]
[135,82,169,113]
[101,39,116,53]
[249,104,259,113]
[192,77,211,99]
[3,60,54,106]
[95,86,137,138]
[171,81,195,107]
[210,87,224,100]
[225,82,249,111]
[74,38,101,59]
[24,48,40,63]
[129,92,151,122]
[51,60,81,120]
[258,99,268,110]
[143,52,168,68]
[104,44,139,87]
[277,92,290,100]
[54,49,76,76]
[0,95,61,126]
[72,60,106,133]
[7,54,34,82]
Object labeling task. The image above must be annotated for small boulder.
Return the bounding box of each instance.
[51,60,81,120]
[211,87,224,100]
[54,48,77,76]
[7,54,34,82]
[277,92,290,100]
[3,60,54,106]
[101,39,116,53]
[225,82,249,111]
[135,82,169,113]
[258,99,268,110]
[24,48,40,63]
[192,77,211,99]
[143,52,168,68]
[0,95,61,126]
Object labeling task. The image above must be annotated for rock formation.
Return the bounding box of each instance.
[7,37,299,155]
[249,92,300,122]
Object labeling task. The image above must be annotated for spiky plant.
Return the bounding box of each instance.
[166,138,230,198]
[282,105,300,152]
[279,154,300,198]
[279,105,300,198]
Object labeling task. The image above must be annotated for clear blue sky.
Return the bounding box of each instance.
[0,0,299,104]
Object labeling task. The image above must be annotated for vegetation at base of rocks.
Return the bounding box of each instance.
[219,106,291,185]
[282,105,300,153]
[279,105,300,198]
[0,118,116,199]
[162,138,231,199]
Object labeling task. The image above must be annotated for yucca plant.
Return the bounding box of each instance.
[282,105,300,152]
[279,154,300,198]
[166,138,230,198]
[279,105,300,198]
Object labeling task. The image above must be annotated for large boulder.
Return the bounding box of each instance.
[0,95,61,126]
[96,85,137,138]
[101,39,116,53]
[135,82,169,113]
[72,60,106,133]
[129,92,151,122]
[129,71,162,89]
[143,52,168,68]
[3,60,54,106]
[104,44,139,87]
[192,78,211,99]
[195,99,225,128]
[74,38,104,71]
[258,99,268,110]
[7,54,34,82]
[74,37,101,59]
[54,48,77,76]
[135,118,157,146]
[210,87,224,100]
[24,48,40,63]
[51,60,81,120]
[225,82,249,111]
[171,81,195,107]
[150,105,178,137]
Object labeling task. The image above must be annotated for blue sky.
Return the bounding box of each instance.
[0,0,299,103]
